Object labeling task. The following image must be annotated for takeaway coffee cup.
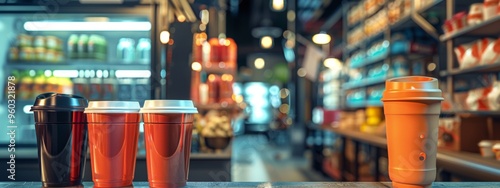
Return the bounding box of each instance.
[31,93,89,187]
[381,76,443,188]
[84,101,141,187]
[140,100,198,187]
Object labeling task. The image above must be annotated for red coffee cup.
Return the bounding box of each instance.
[140,100,198,187]
[84,101,141,187]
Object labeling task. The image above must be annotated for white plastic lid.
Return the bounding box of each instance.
[140,100,198,114]
[493,143,500,150]
[479,140,493,147]
[84,101,140,113]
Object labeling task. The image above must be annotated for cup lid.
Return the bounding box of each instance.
[382,76,444,101]
[493,143,500,150]
[140,100,198,114]
[84,101,140,113]
[31,92,88,111]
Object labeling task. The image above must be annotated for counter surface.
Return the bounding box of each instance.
[1,182,500,187]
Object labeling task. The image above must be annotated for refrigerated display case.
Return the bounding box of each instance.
[0,2,159,145]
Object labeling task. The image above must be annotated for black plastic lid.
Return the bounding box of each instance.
[30,92,88,111]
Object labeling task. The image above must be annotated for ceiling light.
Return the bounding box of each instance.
[261,36,273,49]
[297,68,306,77]
[312,32,331,45]
[160,30,170,44]
[24,21,151,31]
[254,58,265,69]
[271,0,285,11]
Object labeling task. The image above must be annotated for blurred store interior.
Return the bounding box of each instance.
[1,0,500,183]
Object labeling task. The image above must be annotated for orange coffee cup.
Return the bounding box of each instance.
[84,101,141,187]
[382,76,443,188]
[140,100,198,187]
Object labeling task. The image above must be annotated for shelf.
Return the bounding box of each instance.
[440,15,500,42]
[325,128,500,181]
[5,61,150,70]
[441,110,500,116]
[195,103,241,111]
[439,63,500,77]
[416,0,445,14]
[343,76,387,90]
[346,42,363,53]
[346,100,383,109]
[350,54,387,69]
[390,15,414,31]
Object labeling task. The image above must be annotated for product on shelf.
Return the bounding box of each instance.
[360,106,384,135]
[365,0,386,16]
[136,38,151,63]
[484,0,498,20]
[481,38,500,65]
[364,8,388,38]
[367,63,389,79]
[494,143,500,160]
[367,86,384,104]
[388,0,412,24]
[438,117,460,150]
[347,26,364,47]
[456,38,495,69]
[478,140,498,158]
[68,34,107,61]
[349,51,365,68]
[10,34,64,63]
[443,12,467,36]
[346,89,366,106]
[468,3,484,25]
[487,81,500,110]
[465,86,492,111]
[117,38,135,63]
[200,110,233,138]
[348,2,365,26]
[413,0,435,11]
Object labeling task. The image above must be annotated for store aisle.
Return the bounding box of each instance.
[232,135,331,182]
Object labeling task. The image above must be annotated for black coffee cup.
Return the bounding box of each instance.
[31,93,88,187]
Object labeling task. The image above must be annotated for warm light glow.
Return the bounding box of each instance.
[324,58,342,70]
[312,32,331,45]
[254,58,265,69]
[271,0,285,11]
[427,63,437,71]
[115,70,151,78]
[24,21,151,31]
[160,30,170,44]
[177,15,186,22]
[234,95,244,103]
[221,74,234,81]
[261,36,273,49]
[201,9,209,24]
[279,104,289,114]
[287,10,295,21]
[191,62,202,71]
[208,74,216,81]
[297,68,307,77]
[53,70,79,78]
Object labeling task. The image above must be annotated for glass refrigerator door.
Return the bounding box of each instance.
[0,5,154,145]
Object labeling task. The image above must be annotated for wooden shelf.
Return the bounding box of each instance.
[439,63,500,76]
[5,61,150,70]
[440,15,500,42]
[324,128,500,181]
